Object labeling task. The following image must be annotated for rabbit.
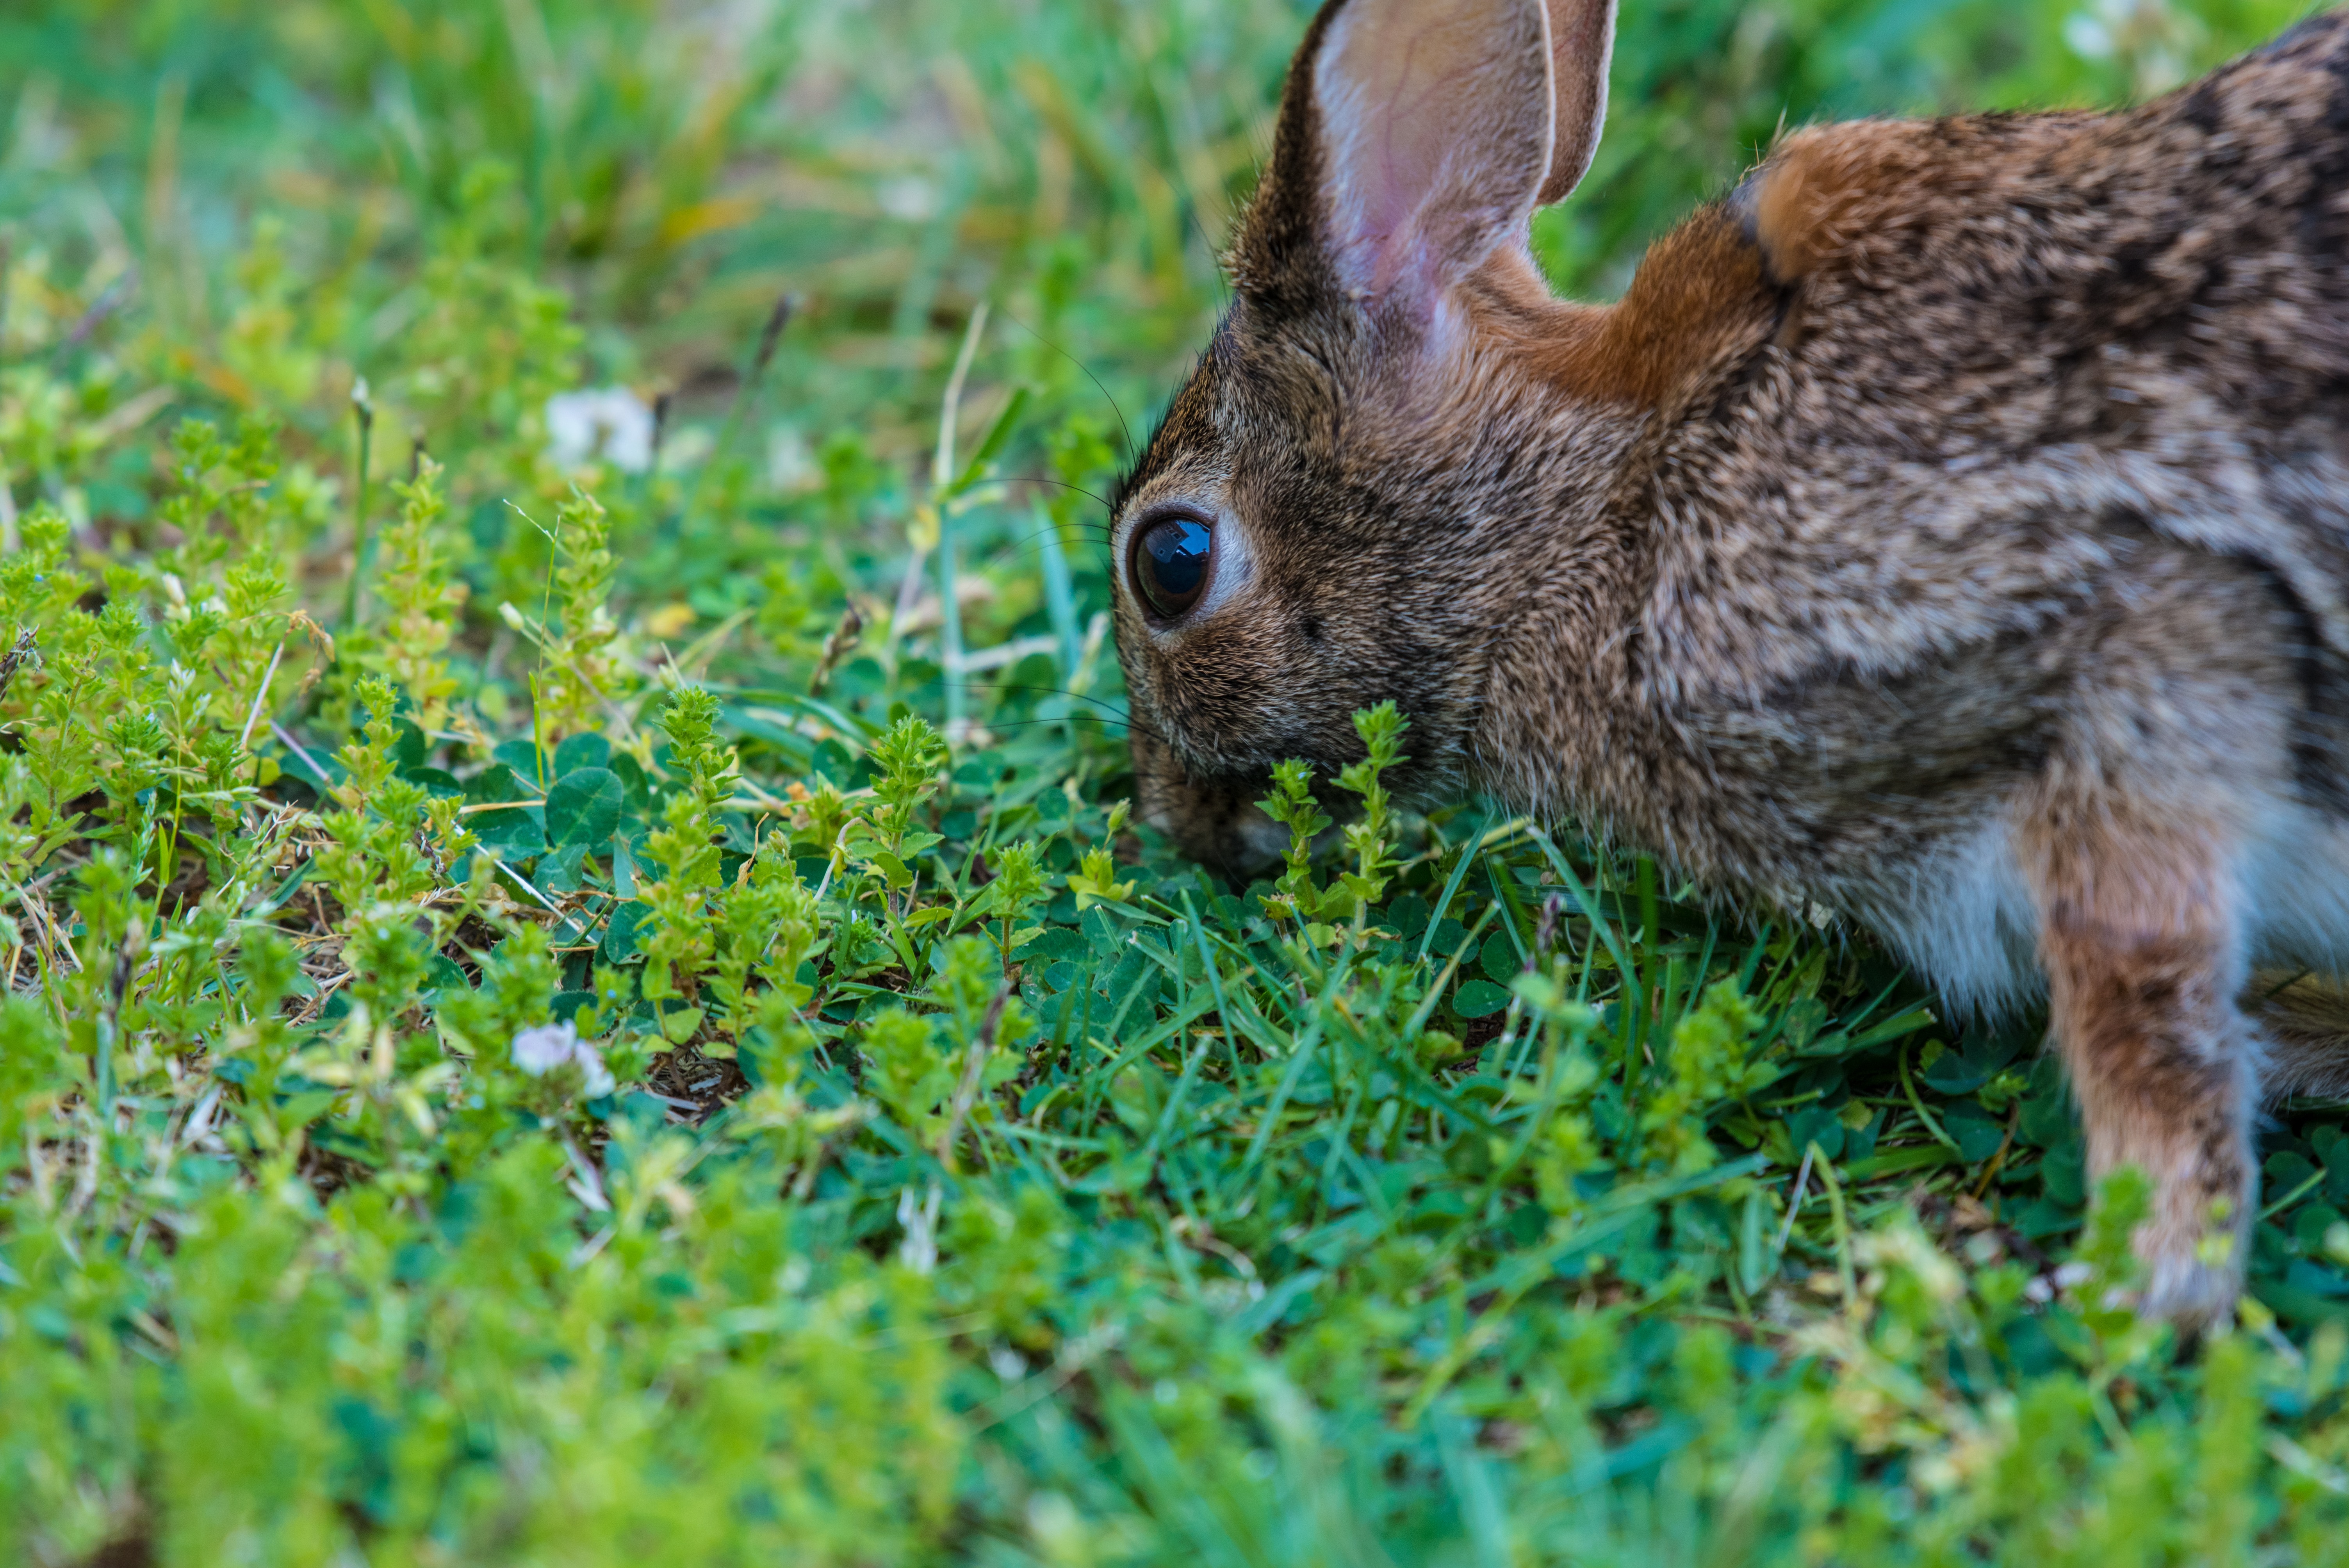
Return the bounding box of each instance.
[1109,0,2349,1327]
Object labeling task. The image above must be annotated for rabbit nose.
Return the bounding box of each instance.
[1131,741,1285,880]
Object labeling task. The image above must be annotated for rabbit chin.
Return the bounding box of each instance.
[1127,726,1289,880]
[1833,798,2349,1030]
[1140,789,1291,882]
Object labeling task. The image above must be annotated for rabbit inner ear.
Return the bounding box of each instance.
[1308,0,1556,314]
[1536,0,1615,206]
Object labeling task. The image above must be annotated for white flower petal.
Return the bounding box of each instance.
[577,1041,616,1099]
[512,1020,581,1076]
[545,387,656,474]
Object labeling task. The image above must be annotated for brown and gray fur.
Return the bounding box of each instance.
[1111,0,2349,1325]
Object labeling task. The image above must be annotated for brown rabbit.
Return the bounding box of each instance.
[1110,0,2349,1326]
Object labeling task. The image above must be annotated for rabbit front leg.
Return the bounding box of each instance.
[2018,794,2257,1329]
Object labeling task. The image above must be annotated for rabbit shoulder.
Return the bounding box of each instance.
[1654,17,2349,711]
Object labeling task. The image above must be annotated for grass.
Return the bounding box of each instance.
[2,0,2348,1561]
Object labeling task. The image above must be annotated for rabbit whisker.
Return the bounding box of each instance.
[995,306,1134,463]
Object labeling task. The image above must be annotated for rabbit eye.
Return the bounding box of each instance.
[1130,513,1213,621]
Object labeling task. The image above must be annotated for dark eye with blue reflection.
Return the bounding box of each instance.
[1131,513,1214,620]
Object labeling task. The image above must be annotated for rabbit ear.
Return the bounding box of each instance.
[1536,0,1615,205]
[1312,0,1552,307]
[1236,0,1609,322]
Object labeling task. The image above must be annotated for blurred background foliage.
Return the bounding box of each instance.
[0,0,2317,521]
[0,0,2314,714]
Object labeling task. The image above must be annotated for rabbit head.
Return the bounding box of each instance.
[1111,0,1694,871]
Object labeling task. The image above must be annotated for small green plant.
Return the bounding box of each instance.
[851,713,948,902]
[633,685,741,1014]
[1064,844,1132,910]
[365,454,467,733]
[1255,701,1408,937]
[531,488,622,741]
[982,837,1048,964]
[1332,699,1409,923]
[1257,759,1332,927]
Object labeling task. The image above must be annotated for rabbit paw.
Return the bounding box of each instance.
[2132,1229,2246,1335]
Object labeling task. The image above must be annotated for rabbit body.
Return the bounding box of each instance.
[1508,41,2349,1014]
[1113,0,2349,1323]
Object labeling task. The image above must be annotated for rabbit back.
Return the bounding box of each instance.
[1667,11,2349,690]
[1569,14,2349,905]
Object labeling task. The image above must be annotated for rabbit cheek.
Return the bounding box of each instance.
[1139,625,1290,766]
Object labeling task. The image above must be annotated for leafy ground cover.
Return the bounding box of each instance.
[4,0,2349,1561]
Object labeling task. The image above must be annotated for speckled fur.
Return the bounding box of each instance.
[1113,2,2349,1324]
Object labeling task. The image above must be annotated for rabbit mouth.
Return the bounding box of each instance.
[1128,720,1302,881]
[1134,768,1287,881]
[1128,715,1380,886]
[1146,791,1291,882]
